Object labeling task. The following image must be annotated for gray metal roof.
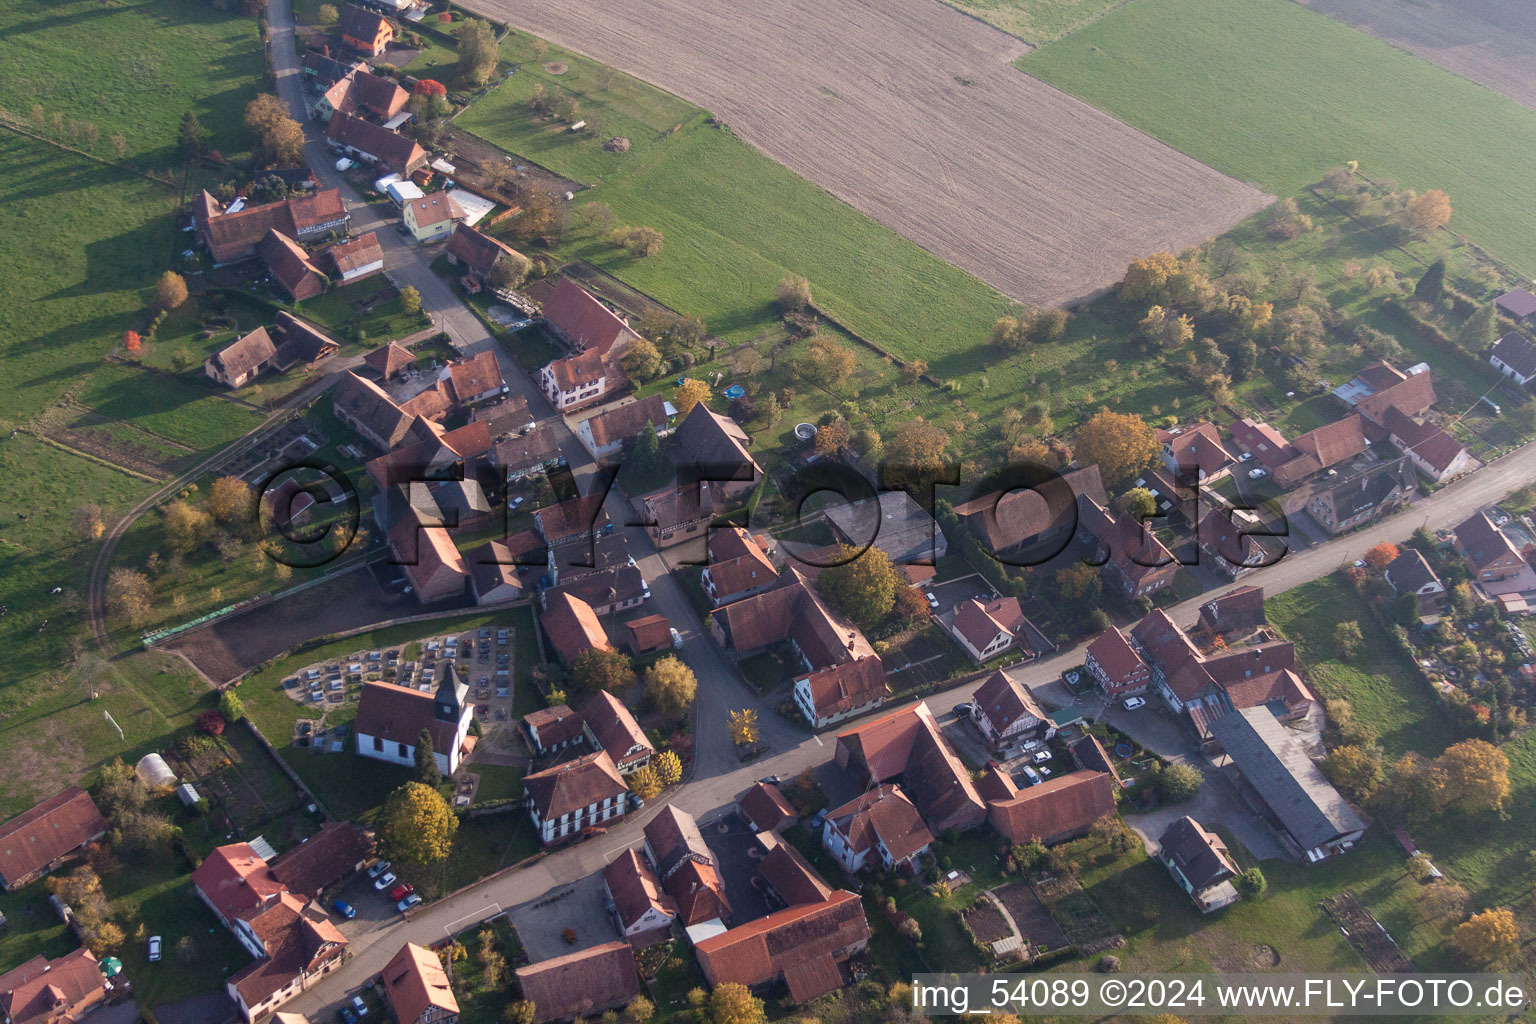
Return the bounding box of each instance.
[1209,707,1365,850]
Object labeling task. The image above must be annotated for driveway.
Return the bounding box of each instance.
[1124,765,1287,864]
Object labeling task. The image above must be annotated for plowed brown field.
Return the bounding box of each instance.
[458,0,1268,306]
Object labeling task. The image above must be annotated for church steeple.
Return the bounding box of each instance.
[435,662,468,722]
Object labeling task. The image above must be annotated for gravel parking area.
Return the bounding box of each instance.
[507,872,617,961]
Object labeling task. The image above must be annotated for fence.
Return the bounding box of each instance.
[241,718,334,822]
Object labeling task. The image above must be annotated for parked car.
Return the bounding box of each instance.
[1352,559,1367,568]
[627,792,646,811]
[809,808,829,830]
[670,628,684,649]
[759,775,784,786]
[389,883,414,901]
[367,860,391,879]
[397,894,422,913]
[1032,749,1052,764]
[147,935,162,962]
[1039,765,1053,778]
[953,702,975,717]
[1247,467,1268,480]
[1123,697,1147,710]
[1020,766,1042,785]
[338,1008,358,1024]
[332,900,355,920]
[496,684,509,698]
[1239,451,1254,461]
[374,872,397,891]
[351,995,369,1017]
[925,592,939,609]
[509,495,526,510]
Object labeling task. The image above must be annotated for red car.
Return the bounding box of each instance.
[389,883,414,901]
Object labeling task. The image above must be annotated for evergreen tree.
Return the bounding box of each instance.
[1414,258,1446,304]
[177,110,206,160]
[1456,303,1499,353]
[415,728,443,789]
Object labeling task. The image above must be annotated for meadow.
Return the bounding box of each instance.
[1020,0,1536,279]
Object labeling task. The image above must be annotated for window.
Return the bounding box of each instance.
[373,736,383,752]
[398,742,408,757]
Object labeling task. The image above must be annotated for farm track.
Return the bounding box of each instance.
[457,0,1268,307]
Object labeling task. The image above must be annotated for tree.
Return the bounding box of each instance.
[1075,409,1158,488]
[1334,621,1363,660]
[219,689,246,722]
[674,378,711,416]
[1450,908,1518,968]
[1120,252,1180,302]
[570,648,636,697]
[775,275,812,312]
[893,583,930,624]
[818,544,900,629]
[1235,867,1267,899]
[625,994,656,1024]
[379,781,458,865]
[813,418,851,457]
[629,766,662,800]
[1436,739,1510,814]
[989,314,1032,351]
[611,225,663,256]
[709,983,766,1024]
[207,476,251,527]
[727,708,760,747]
[400,285,422,315]
[1032,308,1069,343]
[1114,487,1157,522]
[1056,562,1100,603]
[156,271,188,310]
[1404,189,1452,235]
[97,759,146,816]
[162,499,212,554]
[1456,303,1499,352]
[797,334,856,389]
[644,656,697,715]
[242,92,288,141]
[456,19,500,85]
[1155,762,1203,802]
[884,419,949,487]
[74,504,105,542]
[653,750,682,786]
[512,188,565,244]
[1137,305,1193,350]
[1372,752,1448,823]
[1272,305,1325,357]
[1322,743,1384,802]
[619,423,673,493]
[488,251,532,291]
[505,1002,537,1024]
[177,110,206,160]
[106,568,154,626]
[415,728,443,789]
[315,2,339,26]
[1363,542,1398,571]
[619,336,664,381]
[1414,258,1446,303]
[197,709,226,736]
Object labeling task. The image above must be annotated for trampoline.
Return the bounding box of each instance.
[723,384,746,399]
[1115,742,1134,759]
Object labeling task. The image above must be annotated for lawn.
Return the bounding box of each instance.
[935,0,1128,43]
[299,278,430,346]
[1266,575,1454,758]
[0,0,265,173]
[1020,0,1536,278]
[75,363,264,449]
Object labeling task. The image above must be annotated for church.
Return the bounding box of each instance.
[353,663,474,775]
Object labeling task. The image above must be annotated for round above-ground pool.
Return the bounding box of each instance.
[1115,742,1134,759]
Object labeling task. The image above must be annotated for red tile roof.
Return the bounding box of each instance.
[783,953,844,1004]
[387,507,469,598]
[260,229,326,302]
[322,68,409,120]
[834,703,985,834]
[692,890,868,991]
[972,669,1046,731]
[543,349,607,394]
[756,832,832,905]
[327,112,426,173]
[644,805,713,880]
[1161,422,1235,477]
[581,394,671,449]
[521,704,585,750]
[543,277,640,357]
[1290,414,1367,467]
[382,942,459,1024]
[951,596,1026,654]
[268,821,371,898]
[798,656,888,720]
[446,350,504,405]
[515,941,639,1024]
[668,858,730,926]
[603,848,676,932]
[582,691,652,768]
[328,231,385,278]
[1085,628,1145,683]
[0,787,107,889]
[1383,407,1467,474]
[209,327,278,384]
[192,843,285,924]
[535,494,609,544]
[738,782,797,833]
[952,465,1105,551]
[0,948,105,1024]
[229,893,347,1008]
[540,591,611,664]
[826,784,933,864]
[986,769,1116,845]
[354,679,464,758]
[1357,370,1437,425]
[624,614,673,653]
[446,223,520,277]
[1226,417,1295,470]
[523,750,628,822]
[196,189,348,264]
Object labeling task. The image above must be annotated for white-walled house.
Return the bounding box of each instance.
[968,669,1051,752]
[524,750,629,845]
[354,667,473,775]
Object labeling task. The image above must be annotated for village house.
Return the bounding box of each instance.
[1157,421,1235,483]
[334,372,414,450]
[1496,288,1536,322]
[388,507,470,603]
[194,188,349,265]
[534,494,611,549]
[582,690,654,775]
[834,702,985,834]
[701,527,778,605]
[1454,509,1536,594]
[638,484,713,549]
[472,396,536,439]
[1158,816,1241,913]
[981,767,1116,846]
[402,192,467,243]
[822,490,947,567]
[968,669,1051,752]
[539,591,611,664]
[381,942,460,1024]
[1078,497,1179,598]
[354,666,474,775]
[0,948,111,1024]
[1084,626,1150,699]
[1191,585,1269,640]
[820,784,933,875]
[1226,417,1294,473]
[603,848,678,947]
[0,787,107,891]
[575,394,674,460]
[1209,707,1367,864]
[444,350,505,406]
[1385,548,1446,616]
[301,51,365,89]
[542,563,647,618]
[644,807,729,932]
[338,3,393,55]
[952,465,1104,560]
[260,229,327,302]
[191,844,349,1021]
[515,942,640,1024]
[754,833,831,909]
[523,750,629,845]
[945,594,1038,663]
[712,570,876,701]
[691,890,870,1004]
[326,230,385,285]
[539,349,613,411]
[541,277,641,359]
[1490,331,1536,386]
[737,782,798,834]
[521,703,585,756]
[623,614,674,656]
[206,328,278,389]
[444,223,523,287]
[672,403,761,506]
[1196,507,1272,580]
[1382,407,1472,483]
[1298,458,1417,537]
[547,532,630,587]
[313,67,408,122]
[327,112,426,176]
[1270,415,1368,489]
[495,423,564,481]
[793,655,889,729]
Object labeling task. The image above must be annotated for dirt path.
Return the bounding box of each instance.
[457,0,1268,306]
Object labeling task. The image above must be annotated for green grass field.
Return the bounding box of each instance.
[0,0,264,172]
[1020,0,1536,277]
[936,0,1127,43]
